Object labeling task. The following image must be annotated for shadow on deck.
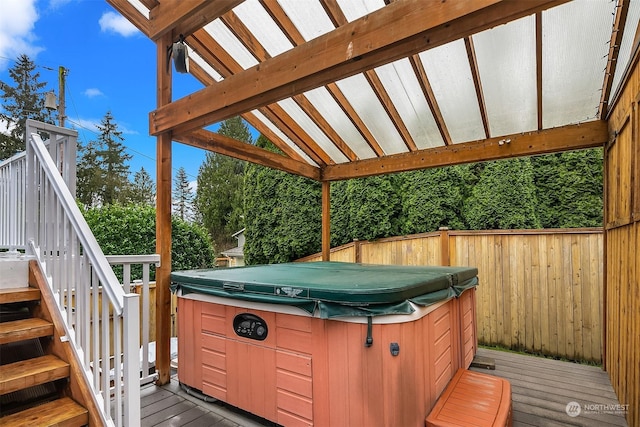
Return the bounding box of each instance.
[139,348,628,426]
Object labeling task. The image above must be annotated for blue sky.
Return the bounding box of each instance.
[0,0,231,185]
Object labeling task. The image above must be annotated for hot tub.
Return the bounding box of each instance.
[172,261,478,427]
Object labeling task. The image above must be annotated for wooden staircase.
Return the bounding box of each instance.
[0,261,100,426]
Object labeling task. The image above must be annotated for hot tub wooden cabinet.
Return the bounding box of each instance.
[173,262,478,427]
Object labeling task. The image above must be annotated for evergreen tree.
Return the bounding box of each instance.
[76,139,102,207]
[400,165,471,234]
[195,117,251,249]
[532,149,603,228]
[243,135,321,264]
[0,54,55,159]
[130,166,156,206]
[464,158,541,230]
[76,112,131,207]
[173,166,193,221]
[95,111,131,205]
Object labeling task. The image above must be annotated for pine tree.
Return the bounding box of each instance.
[195,117,251,249]
[0,54,55,159]
[95,111,131,205]
[130,167,156,206]
[173,166,193,221]
[76,112,131,207]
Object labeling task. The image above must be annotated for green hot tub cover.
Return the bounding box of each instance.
[170,261,478,318]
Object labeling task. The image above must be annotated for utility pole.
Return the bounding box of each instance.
[58,66,67,127]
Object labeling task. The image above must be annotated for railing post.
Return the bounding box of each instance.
[123,293,141,427]
[25,133,36,255]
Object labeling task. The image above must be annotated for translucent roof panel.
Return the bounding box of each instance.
[474,15,537,137]
[250,110,317,166]
[542,0,614,128]
[278,0,335,42]
[232,0,293,58]
[337,0,385,22]
[373,59,443,149]
[189,49,223,83]
[335,74,408,155]
[203,20,258,70]
[302,87,377,160]
[419,39,486,144]
[129,0,149,19]
[610,1,640,106]
[277,98,350,164]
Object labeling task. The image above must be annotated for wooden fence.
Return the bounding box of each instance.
[299,228,603,363]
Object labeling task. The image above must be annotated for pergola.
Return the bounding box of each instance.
[106,0,640,423]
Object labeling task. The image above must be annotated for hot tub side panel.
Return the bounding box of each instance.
[177,295,472,427]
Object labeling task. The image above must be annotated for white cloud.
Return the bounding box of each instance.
[84,88,104,98]
[0,0,43,71]
[189,180,197,192]
[99,12,139,37]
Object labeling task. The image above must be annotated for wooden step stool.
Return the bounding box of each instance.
[426,368,512,427]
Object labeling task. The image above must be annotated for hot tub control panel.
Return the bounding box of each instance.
[233,313,268,341]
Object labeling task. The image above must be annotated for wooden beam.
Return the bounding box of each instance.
[106,0,150,36]
[149,0,568,136]
[599,0,630,118]
[465,36,490,139]
[410,55,452,145]
[148,0,243,41]
[322,181,331,261]
[155,33,172,386]
[322,120,608,181]
[173,129,321,180]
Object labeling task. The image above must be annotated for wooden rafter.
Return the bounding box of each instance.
[536,12,543,130]
[173,129,321,180]
[464,36,490,139]
[106,0,150,36]
[186,60,308,164]
[320,0,417,152]
[409,55,452,145]
[322,120,608,181]
[364,69,417,151]
[599,0,630,118]
[188,28,323,164]
[262,0,384,158]
[222,10,357,162]
[148,0,243,41]
[149,0,569,136]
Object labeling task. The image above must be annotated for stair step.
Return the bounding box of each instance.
[0,396,88,427]
[0,355,69,395]
[0,287,41,304]
[0,318,54,345]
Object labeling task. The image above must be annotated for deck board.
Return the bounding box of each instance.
[136,348,628,426]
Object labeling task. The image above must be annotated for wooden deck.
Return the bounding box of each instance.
[138,347,628,426]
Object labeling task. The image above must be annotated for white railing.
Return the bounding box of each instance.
[106,254,161,386]
[23,120,141,427]
[0,151,27,251]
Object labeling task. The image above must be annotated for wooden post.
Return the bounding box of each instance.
[155,33,172,385]
[322,181,331,261]
[439,227,450,266]
[354,239,362,264]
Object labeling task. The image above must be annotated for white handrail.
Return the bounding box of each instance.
[21,121,142,427]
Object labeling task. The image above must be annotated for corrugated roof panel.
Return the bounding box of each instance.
[232,0,293,57]
[374,59,443,149]
[337,0,385,22]
[610,1,640,106]
[542,0,613,128]
[303,87,377,160]
[203,20,258,69]
[335,73,408,155]
[129,0,149,19]
[278,0,335,42]
[474,15,537,136]
[189,49,223,82]
[419,39,486,144]
[277,98,350,164]
[250,110,317,166]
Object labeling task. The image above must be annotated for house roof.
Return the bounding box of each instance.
[107,0,640,181]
